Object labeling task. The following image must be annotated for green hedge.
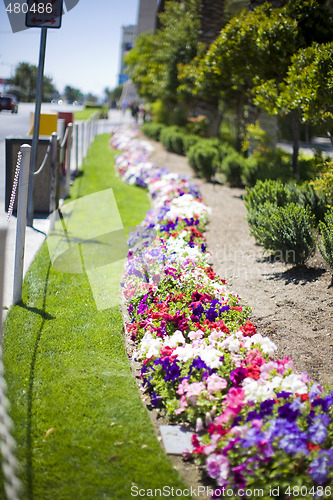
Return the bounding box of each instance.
[244,179,329,225]
[141,122,166,141]
[247,202,316,265]
[187,140,220,181]
[159,126,188,155]
[318,208,333,275]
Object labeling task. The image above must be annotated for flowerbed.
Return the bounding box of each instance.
[110,127,333,498]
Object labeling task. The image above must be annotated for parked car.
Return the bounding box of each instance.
[0,95,18,113]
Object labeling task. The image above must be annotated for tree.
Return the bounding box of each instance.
[192,4,298,147]
[199,0,225,46]
[10,62,57,102]
[126,0,200,123]
[277,43,333,143]
[64,85,83,104]
[252,1,333,177]
[194,0,226,135]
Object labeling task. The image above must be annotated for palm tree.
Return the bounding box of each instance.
[199,0,225,46]
[195,0,225,136]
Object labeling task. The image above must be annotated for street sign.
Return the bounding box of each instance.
[25,0,63,29]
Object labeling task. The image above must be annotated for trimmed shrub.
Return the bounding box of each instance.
[247,202,316,265]
[244,180,329,224]
[318,208,333,275]
[298,183,330,225]
[183,134,202,153]
[241,148,293,186]
[160,126,187,155]
[187,141,219,181]
[244,180,294,211]
[141,122,166,141]
[219,151,249,187]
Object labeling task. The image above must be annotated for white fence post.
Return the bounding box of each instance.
[49,132,58,214]
[64,123,73,198]
[75,123,79,173]
[81,122,84,164]
[0,227,6,341]
[13,144,31,305]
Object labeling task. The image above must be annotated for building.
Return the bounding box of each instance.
[118,24,136,86]
[119,0,158,102]
[136,0,158,36]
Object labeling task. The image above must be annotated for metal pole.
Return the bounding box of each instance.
[13,144,31,304]
[49,132,58,214]
[27,27,48,227]
[75,123,79,173]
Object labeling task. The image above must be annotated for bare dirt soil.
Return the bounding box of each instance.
[149,140,333,391]
[128,137,333,497]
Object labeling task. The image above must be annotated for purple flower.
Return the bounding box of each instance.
[312,391,333,412]
[242,428,265,448]
[259,399,275,418]
[220,305,230,313]
[309,383,323,402]
[230,367,248,387]
[309,453,330,484]
[276,391,293,399]
[206,308,218,322]
[191,302,204,318]
[278,402,300,422]
[165,360,181,382]
[247,410,260,422]
[150,390,162,408]
[308,415,330,444]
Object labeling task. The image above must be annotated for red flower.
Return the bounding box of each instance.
[241,321,257,337]
[246,366,261,380]
[160,346,175,357]
[307,443,321,452]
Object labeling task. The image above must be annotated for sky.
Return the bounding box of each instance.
[0,0,139,99]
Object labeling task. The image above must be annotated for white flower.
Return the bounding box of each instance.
[137,332,162,359]
[200,347,222,369]
[244,333,277,356]
[243,379,275,403]
[280,373,308,394]
[173,344,196,362]
[164,330,186,348]
[219,336,241,353]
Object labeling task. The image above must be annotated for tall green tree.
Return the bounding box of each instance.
[126,0,200,123]
[194,0,226,135]
[10,62,57,102]
[252,1,333,176]
[255,43,333,149]
[192,4,298,147]
[64,85,83,103]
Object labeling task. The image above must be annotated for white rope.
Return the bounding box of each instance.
[7,152,22,223]
[33,139,51,176]
[60,126,69,149]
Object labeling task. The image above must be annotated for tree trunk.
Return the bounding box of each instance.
[194,98,221,137]
[199,0,225,46]
[291,109,300,179]
[235,93,245,152]
[249,0,288,10]
[196,0,225,137]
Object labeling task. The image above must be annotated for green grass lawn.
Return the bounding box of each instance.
[74,108,104,121]
[2,134,191,499]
